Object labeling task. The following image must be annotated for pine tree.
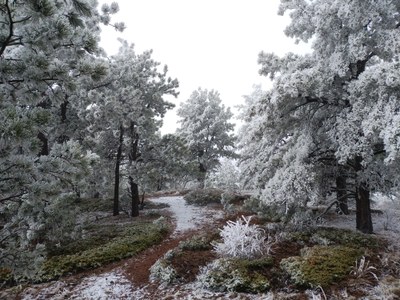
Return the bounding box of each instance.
[240,0,400,233]
[177,88,237,188]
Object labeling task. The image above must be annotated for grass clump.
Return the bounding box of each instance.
[39,222,168,282]
[197,257,273,293]
[183,188,223,206]
[280,245,364,288]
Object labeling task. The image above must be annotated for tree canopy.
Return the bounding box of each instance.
[0,0,179,278]
[239,0,400,233]
[177,88,236,187]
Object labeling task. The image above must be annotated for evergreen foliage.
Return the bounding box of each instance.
[177,88,236,188]
[238,0,400,233]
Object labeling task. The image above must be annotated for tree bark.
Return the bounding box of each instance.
[128,121,141,217]
[354,156,373,234]
[113,125,124,216]
[129,176,140,217]
[355,183,373,233]
[197,162,207,189]
[336,175,349,215]
[60,100,68,123]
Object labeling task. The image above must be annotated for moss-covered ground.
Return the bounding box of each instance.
[39,221,169,282]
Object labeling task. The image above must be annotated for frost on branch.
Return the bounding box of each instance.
[212,216,266,259]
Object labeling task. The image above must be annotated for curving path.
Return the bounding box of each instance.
[17,196,224,300]
[151,196,223,235]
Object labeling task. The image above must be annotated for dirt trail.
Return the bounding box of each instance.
[10,196,224,300]
[123,230,198,287]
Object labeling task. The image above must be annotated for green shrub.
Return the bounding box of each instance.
[197,257,273,293]
[243,197,285,222]
[183,188,223,206]
[280,245,364,288]
[220,192,249,211]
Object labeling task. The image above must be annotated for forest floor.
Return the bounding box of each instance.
[2,195,400,299]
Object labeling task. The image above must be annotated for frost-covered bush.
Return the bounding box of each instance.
[150,232,218,285]
[243,197,286,222]
[149,249,179,285]
[220,191,248,212]
[212,216,267,259]
[197,257,272,293]
[183,188,223,206]
[205,159,241,191]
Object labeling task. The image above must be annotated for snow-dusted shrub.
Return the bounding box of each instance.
[285,208,316,230]
[243,197,286,222]
[183,188,223,206]
[220,192,248,212]
[212,216,267,259]
[220,192,236,211]
[152,216,168,230]
[149,250,179,285]
[196,257,271,293]
[204,159,241,191]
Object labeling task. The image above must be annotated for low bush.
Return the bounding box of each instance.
[150,232,219,285]
[212,216,267,259]
[183,188,223,206]
[197,257,273,293]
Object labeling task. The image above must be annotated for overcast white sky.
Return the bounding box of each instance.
[98,0,310,134]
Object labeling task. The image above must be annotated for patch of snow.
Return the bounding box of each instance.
[151,196,223,235]
[71,271,134,299]
[21,271,134,300]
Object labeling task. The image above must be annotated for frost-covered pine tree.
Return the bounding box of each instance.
[84,41,179,216]
[240,0,400,233]
[177,88,237,188]
[0,0,121,278]
[137,133,198,191]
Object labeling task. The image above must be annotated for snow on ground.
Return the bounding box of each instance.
[17,196,225,300]
[323,194,400,251]
[21,271,134,300]
[151,196,224,235]
[11,195,400,299]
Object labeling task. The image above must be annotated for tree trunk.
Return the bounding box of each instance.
[113,125,124,216]
[128,121,140,217]
[197,162,207,189]
[354,156,373,234]
[129,175,140,217]
[336,175,349,215]
[60,100,68,123]
[355,182,373,233]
